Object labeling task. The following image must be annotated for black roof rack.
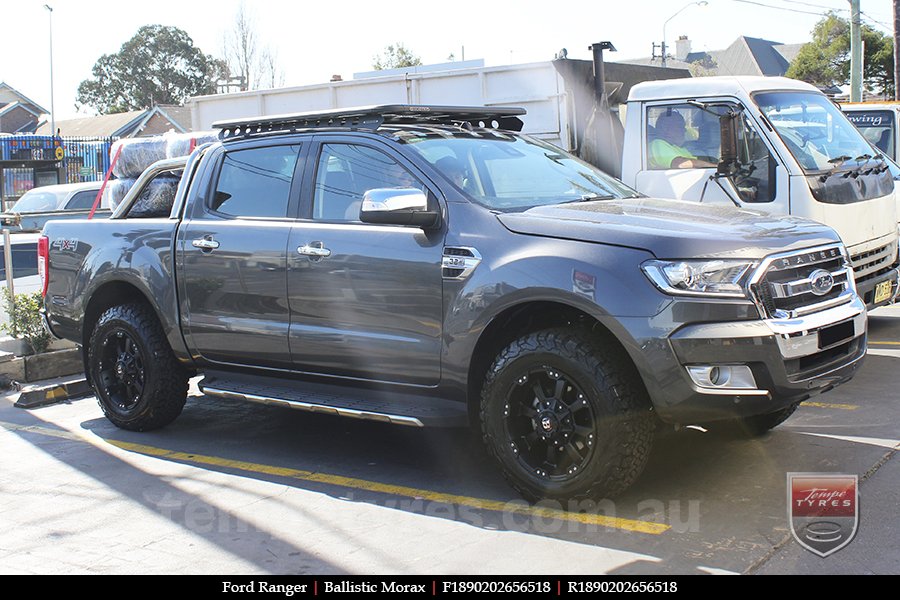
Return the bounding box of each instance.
[213,104,526,140]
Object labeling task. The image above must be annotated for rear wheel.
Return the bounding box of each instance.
[480,328,655,502]
[88,303,188,431]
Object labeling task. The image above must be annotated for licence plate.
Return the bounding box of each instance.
[874,279,893,304]
[819,320,855,349]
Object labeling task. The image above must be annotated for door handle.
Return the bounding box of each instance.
[298,243,331,258]
[192,237,220,250]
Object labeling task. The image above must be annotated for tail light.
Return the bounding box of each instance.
[38,235,49,298]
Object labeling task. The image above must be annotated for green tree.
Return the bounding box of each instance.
[787,12,894,97]
[373,43,423,70]
[863,25,895,98]
[77,25,226,114]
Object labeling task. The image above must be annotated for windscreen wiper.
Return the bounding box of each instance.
[561,194,616,204]
[819,156,852,182]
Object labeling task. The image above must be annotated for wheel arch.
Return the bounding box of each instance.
[465,300,650,426]
[80,280,185,379]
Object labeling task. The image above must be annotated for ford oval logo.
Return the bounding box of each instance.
[809,269,835,296]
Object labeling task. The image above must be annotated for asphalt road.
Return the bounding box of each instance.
[1,309,898,575]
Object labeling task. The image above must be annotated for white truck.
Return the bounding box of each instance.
[622,76,898,309]
[187,61,898,308]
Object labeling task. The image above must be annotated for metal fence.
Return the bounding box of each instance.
[0,136,116,204]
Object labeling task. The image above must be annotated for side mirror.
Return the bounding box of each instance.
[359,188,440,228]
[717,110,740,177]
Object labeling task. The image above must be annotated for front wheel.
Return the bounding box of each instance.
[88,303,189,431]
[480,328,655,502]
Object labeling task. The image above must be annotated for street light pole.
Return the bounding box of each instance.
[662,1,708,67]
[44,4,55,137]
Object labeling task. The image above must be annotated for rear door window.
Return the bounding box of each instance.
[211,145,301,218]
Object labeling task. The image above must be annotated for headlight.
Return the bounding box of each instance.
[642,259,755,297]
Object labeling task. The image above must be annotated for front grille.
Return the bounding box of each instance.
[851,240,898,284]
[750,245,852,319]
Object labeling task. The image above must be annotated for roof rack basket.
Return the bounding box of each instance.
[214,104,526,140]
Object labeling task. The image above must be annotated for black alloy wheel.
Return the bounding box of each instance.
[97,328,146,411]
[504,366,597,481]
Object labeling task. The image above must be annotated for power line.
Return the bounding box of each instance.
[777,0,847,12]
[735,0,892,33]
[729,0,829,17]
[859,10,892,32]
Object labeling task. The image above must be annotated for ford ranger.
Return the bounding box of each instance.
[41,105,867,501]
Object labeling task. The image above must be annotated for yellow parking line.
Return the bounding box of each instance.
[107,440,669,534]
[868,341,900,345]
[0,420,669,535]
[803,401,859,411]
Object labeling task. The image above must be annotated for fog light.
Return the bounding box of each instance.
[687,365,756,389]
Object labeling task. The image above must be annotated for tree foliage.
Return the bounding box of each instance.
[77,25,225,114]
[787,12,895,96]
[373,43,423,70]
[1,290,50,355]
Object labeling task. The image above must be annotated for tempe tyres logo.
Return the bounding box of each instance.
[788,473,859,557]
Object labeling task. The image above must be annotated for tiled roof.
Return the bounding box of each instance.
[35,105,192,137]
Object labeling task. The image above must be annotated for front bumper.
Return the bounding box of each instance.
[855,267,899,309]
[644,296,867,424]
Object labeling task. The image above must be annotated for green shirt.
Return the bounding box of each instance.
[649,139,697,169]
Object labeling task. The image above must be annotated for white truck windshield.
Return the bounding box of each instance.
[754,91,877,172]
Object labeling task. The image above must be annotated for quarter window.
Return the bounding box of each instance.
[212,145,300,218]
[66,190,100,210]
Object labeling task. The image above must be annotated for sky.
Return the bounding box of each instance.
[4,0,895,121]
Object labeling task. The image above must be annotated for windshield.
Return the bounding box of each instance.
[10,190,62,213]
[754,91,880,172]
[397,130,640,211]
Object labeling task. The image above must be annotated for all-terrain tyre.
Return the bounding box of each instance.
[87,303,189,431]
[480,328,655,502]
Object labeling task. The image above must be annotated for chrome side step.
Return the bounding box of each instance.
[197,375,469,428]
[202,386,425,427]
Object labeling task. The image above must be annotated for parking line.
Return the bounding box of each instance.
[803,401,859,410]
[0,420,670,535]
[868,341,900,345]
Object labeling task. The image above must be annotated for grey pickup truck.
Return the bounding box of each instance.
[41,106,868,501]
